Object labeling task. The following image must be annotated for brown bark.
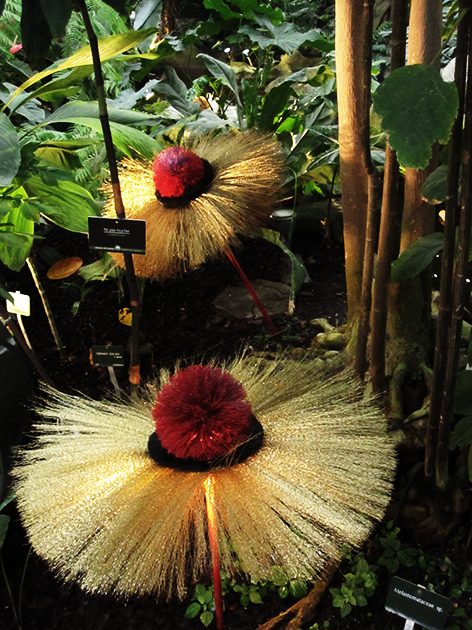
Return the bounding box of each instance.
[386,0,442,381]
[255,564,338,630]
[335,0,369,335]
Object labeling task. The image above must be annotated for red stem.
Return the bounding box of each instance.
[225,248,278,335]
[204,476,224,630]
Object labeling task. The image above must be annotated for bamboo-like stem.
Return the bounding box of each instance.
[0,303,54,386]
[204,476,224,630]
[369,0,408,396]
[436,9,472,490]
[27,257,67,360]
[354,0,379,379]
[77,0,142,393]
[225,248,278,336]
[425,5,469,481]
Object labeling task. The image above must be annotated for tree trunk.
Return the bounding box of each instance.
[385,0,442,412]
[335,0,369,340]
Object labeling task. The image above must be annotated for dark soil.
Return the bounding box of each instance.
[1,223,471,630]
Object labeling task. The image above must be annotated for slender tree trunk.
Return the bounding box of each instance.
[426,6,469,482]
[335,0,369,340]
[386,0,442,393]
[436,9,472,489]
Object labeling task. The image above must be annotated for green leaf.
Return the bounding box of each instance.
[278,586,289,599]
[28,66,93,105]
[340,603,352,618]
[289,580,307,599]
[0,208,34,271]
[450,415,472,449]
[185,602,201,619]
[22,176,101,233]
[356,595,368,607]
[44,100,162,127]
[0,514,10,549]
[0,113,20,187]
[3,29,157,113]
[153,67,201,116]
[332,595,346,607]
[197,53,242,110]
[20,0,52,64]
[258,228,308,305]
[373,65,459,168]
[34,146,82,171]
[421,165,448,204]
[453,370,472,415]
[39,110,162,159]
[268,566,288,587]
[39,0,72,37]
[390,232,444,282]
[195,583,209,604]
[240,19,322,55]
[249,590,263,604]
[0,284,13,303]
[200,610,214,627]
[259,83,295,131]
[20,199,41,222]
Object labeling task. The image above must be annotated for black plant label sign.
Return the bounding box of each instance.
[385,577,450,630]
[88,217,146,254]
[91,345,125,367]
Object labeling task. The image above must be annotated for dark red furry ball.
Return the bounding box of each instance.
[152,365,254,461]
[152,147,205,199]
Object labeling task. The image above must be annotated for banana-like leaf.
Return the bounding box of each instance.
[39,0,72,37]
[2,28,157,113]
[0,113,20,187]
[21,176,101,233]
[44,100,162,127]
[0,208,34,271]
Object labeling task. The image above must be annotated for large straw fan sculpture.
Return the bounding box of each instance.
[13,353,395,629]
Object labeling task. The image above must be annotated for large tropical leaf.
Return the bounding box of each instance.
[2,28,157,113]
[373,64,459,169]
[39,0,72,37]
[21,176,101,233]
[390,232,444,283]
[0,208,34,271]
[44,100,162,127]
[0,113,21,187]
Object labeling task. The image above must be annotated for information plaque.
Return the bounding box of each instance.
[385,577,449,630]
[88,216,146,254]
[91,345,125,367]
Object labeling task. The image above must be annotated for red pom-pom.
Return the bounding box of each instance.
[152,365,254,461]
[152,147,205,199]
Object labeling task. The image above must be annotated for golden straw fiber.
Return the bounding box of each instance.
[12,355,395,601]
[102,131,285,279]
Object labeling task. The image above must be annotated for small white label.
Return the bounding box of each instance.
[6,291,30,316]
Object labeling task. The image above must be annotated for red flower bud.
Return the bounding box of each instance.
[152,146,205,200]
[152,365,254,461]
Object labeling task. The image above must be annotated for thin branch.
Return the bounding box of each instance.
[77,0,142,392]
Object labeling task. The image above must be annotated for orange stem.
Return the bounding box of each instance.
[204,476,224,630]
[225,248,278,335]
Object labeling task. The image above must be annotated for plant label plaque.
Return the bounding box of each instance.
[88,217,146,254]
[385,577,449,630]
[6,291,30,317]
[91,345,125,367]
